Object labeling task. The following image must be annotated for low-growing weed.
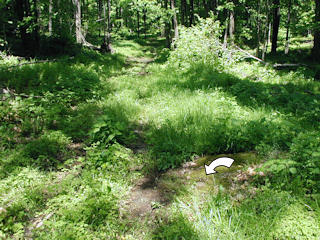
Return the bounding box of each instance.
[24,131,72,170]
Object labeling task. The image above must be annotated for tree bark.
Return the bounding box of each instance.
[143,7,147,39]
[271,0,280,53]
[171,0,179,42]
[223,10,228,46]
[164,0,171,48]
[137,10,140,38]
[229,9,235,44]
[190,0,194,26]
[256,3,261,57]
[101,0,112,52]
[209,0,217,13]
[285,0,292,54]
[48,0,53,36]
[15,0,28,54]
[181,0,186,25]
[73,0,83,44]
[313,0,320,62]
[33,0,40,52]
[202,0,208,18]
[107,0,111,33]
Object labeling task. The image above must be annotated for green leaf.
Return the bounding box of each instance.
[312,152,320,157]
[92,127,101,134]
[310,168,320,174]
[289,168,297,174]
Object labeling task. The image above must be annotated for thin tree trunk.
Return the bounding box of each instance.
[271,0,280,53]
[262,5,270,61]
[266,21,272,51]
[101,0,112,52]
[256,3,261,57]
[48,0,53,35]
[164,0,171,48]
[137,10,140,38]
[103,0,106,39]
[202,0,208,18]
[312,0,320,61]
[73,0,83,44]
[15,0,28,54]
[98,0,102,37]
[107,0,110,33]
[171,0,179,42]
[181,0,186,25]
[223,10,228,46]
[143,7,147,39]
[190,0,194,26]
[33,0,40,52]
[229,9,235,44]
[285,0,292,54]
[209,0,217,13]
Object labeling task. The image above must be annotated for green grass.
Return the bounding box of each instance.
[0,34,320,239]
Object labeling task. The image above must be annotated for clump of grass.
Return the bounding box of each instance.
[158,188,320,239]
[24,131,72,170]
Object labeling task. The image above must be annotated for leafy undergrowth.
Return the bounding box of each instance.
[0,29,320,239]
[0,46,143,238]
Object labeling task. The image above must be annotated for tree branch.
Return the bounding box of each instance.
[7,57,74,69]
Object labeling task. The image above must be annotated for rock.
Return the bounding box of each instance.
[196,182,206,188]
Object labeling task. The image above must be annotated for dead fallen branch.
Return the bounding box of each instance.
[234,45,315,69]
[1,87,43,101]
[7,56,74,69]
[271,63,312,68]
[233,45,266,64]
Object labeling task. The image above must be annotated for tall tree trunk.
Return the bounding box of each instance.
[164,0,171,48]
[271,0,280,53]
[143,7,147,39]
[202,0,208,18]
[101,0,112,52]
[171,0,179,42]
[98,0,102,37]
[33,0,40,52]
[107,0,110,33]
[229,9,235,44]
[15,0,28,54]
[73,0,83,44]
[262,3,270,61]
[190,0,194,26]
[137,10,140,38]
[103,0,106,39]
[313,0,320,62]
[181,0,186,25]
[256,3,261,57]
[223,10,228,46]
[209,0,217,13]
[48,0,53,36]
[285,0,292,54]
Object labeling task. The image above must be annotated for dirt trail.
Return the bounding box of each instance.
[119,56,263,237]
[120,151,262,226]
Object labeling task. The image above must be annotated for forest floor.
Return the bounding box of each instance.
[1,38,320,239]
[104,45,275,238]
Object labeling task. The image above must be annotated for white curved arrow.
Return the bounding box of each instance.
[205,157,234,175]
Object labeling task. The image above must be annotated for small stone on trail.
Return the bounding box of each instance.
[196,182,206,188]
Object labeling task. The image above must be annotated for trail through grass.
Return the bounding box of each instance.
[1,37,320,239]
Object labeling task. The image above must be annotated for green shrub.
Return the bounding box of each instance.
[88,114,126,145]
[0,168,50,237]
[168,16,240,72]
[290,131,320,190]
[24,131,72,170]
[271,203,320,239]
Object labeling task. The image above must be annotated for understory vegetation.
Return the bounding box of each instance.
[1,17,320,239]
